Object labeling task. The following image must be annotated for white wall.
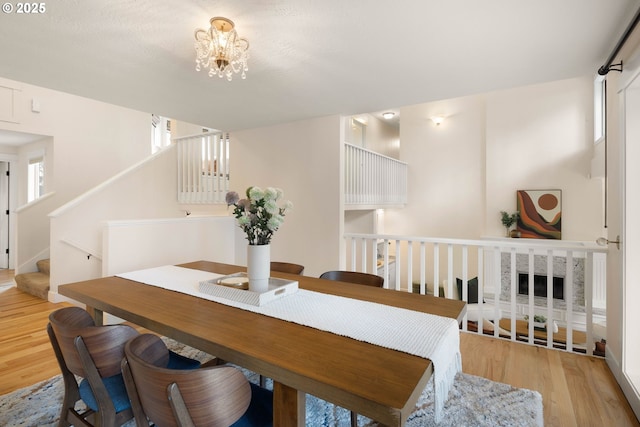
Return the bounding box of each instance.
[0,77,151,201]
[485,77,603,241]
[385,77,603,243]
[386,94,486,239]
[102,216,236,276]
[0,76,151,271]
[231,116,342,277]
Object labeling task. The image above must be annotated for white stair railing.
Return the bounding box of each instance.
[176,131,229,204]
[344,233,607,356]
[344,143,407,208]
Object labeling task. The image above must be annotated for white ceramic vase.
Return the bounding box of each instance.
[247,244,270,292]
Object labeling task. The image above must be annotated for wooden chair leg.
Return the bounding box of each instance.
[351,410,358,427]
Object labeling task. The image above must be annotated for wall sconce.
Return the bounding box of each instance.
[596,235,621,249]
[430,116,445,126]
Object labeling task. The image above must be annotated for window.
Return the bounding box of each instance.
[27,155,44,202]
[151,114,172,153]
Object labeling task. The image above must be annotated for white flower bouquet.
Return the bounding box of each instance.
[226,186,292,245]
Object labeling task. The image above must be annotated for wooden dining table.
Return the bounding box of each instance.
[58,261,466,427]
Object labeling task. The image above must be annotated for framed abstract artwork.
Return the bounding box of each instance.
[516,190,561,239]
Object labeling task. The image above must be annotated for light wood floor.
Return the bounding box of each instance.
[0,283,638,426]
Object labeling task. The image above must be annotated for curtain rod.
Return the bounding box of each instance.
[598,6,640,75]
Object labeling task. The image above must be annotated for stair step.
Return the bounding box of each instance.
[36,259,50,275]
[15,272,49,300]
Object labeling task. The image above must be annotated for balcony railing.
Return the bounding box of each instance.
[176,131,229,204]
[344,143,407,208]
[343,233,607,357]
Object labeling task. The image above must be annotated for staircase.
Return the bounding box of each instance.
[15,259,50,300]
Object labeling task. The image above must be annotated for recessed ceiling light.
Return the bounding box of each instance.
[382,112,395,119]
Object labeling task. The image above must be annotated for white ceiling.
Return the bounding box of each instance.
[0,0,637,132]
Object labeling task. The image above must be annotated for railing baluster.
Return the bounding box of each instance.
[477,247,485,333]
[370,238,377,276]
[419,242,426,295]
[510,247,517,342]
[585,251,594,356]
[407,241,413,293]
[447,244,454,300]
[566,250,574,353]
[546,250,554,349]
[492,246,500,338]
[461,245,468,332]
[394,240,401,291]
[383,239,390,289]
[527,249,535,345]
[433,242,440,297]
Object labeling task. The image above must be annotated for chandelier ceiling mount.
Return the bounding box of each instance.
[194,16,249,81]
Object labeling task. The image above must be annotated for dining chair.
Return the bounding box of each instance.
[319,270,384,288]
[47,307,202,427]
[270,261,305,275]
[319,270,384,427]
[122,333,274,427]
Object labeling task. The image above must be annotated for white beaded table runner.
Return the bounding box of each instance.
[117,265,461,421]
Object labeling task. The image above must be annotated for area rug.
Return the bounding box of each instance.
[0,339,543,427]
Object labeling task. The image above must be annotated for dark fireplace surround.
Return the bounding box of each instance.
[518,273,564,300]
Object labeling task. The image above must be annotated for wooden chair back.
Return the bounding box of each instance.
[271,261,305,275]
[319,270,384,288]
[123,333,252,427]
[47,306,138,427]
[49,306,137,378]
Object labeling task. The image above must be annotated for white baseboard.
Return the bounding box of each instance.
[607,350,640,421]
[48,290,78,305]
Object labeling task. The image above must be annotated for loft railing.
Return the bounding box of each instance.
[344,143,407,208]
[176,131,229,204]
[343,233,608,357]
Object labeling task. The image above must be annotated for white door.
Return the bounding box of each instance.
[622,67,640,416]
[0,161,8,269]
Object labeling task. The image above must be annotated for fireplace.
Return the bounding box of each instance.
[518,273,564,300]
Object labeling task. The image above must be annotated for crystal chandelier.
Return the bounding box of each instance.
[194,17,249,81]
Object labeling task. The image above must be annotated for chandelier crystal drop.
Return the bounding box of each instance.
[194,17,249,81]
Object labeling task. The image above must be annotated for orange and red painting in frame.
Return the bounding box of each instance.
[516,190,561,239]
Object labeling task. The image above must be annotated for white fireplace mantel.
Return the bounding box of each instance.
[480,237,607,310]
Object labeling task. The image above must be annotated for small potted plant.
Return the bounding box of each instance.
[524,314,547,331]
[500,211,520,237]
